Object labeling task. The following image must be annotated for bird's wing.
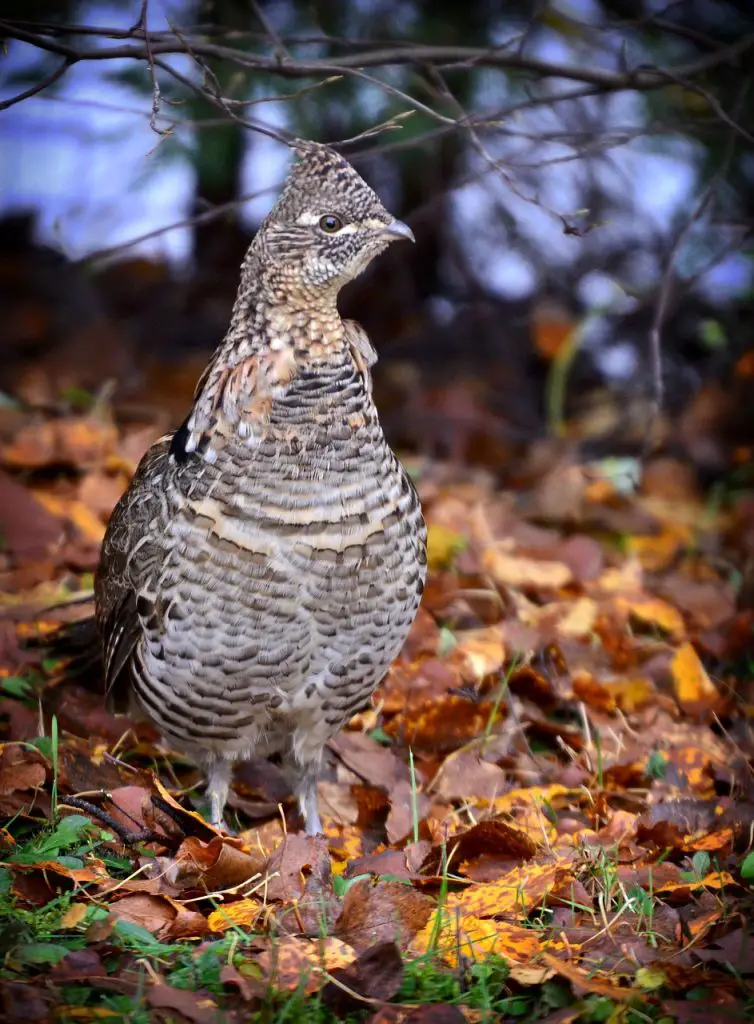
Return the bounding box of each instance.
[343,319,377,394]
[95,437,172,695]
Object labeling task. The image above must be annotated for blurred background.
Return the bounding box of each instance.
[1,0,754,483]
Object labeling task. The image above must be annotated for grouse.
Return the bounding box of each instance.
[94,141,427,833]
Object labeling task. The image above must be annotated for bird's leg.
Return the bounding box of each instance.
[295,766,322,836]
[205,759,232,831]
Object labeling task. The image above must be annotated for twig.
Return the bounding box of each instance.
[137,0,170,137]
[79,184,279,264]
[2,20,752,92]
[0,56,72,110]
[59,795,156,846]
[642,81,748,457]
[249,0,290,63]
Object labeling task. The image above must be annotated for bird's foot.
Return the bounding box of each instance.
[206,760,232,832]
[296,768,323,836]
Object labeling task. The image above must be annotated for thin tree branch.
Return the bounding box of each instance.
[80,185,279,264]
[0,56,72,110]
[2,21,752,91]
[643,82,748,456]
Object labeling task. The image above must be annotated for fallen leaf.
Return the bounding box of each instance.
[384,695,498,751]
[321,941,404,1016]
[147,983,219,1024]
[541,953,634,1000]
[447,862,568,918]
[386,779,431,844]
[335,879,433,952]
[617,596,686,639]
[426,524,467,570]
[483,547,572,590]
[257,936,356,994]
[420,820,538,876]
[207,898,263,933]
[173,834,267,890]
[671,643,720,714]
[59,903,89,929]
[411,911,540,966]
[449,626,506,682]
[109,893,208,940]
[0,761,45,795]
[329,732,408,791]
[431,750,507,803]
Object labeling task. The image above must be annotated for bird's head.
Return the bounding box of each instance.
[256,141,414,299]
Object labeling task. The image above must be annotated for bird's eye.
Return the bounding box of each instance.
[319,214,343,234]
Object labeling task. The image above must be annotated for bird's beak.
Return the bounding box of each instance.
[380,218,415,243]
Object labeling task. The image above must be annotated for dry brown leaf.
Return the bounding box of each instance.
[335,879,433,952]
[0,761,45,795]
[173,834,267,891]
[109,892,208,940]
[543,952,648,1000]
[147,983,219,1024]
[431,750,507,804]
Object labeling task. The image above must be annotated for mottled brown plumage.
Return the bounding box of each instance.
[95,142,427,832]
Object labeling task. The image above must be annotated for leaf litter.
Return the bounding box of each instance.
[0,401,753,1023]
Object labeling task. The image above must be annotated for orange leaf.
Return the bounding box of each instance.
[618,596,685,639]
[257,936,355,994]
[653,870,736,894]
[671,643,719,713]
[490,784,572,815]
[447,862,566,918]
[542,953,634,999]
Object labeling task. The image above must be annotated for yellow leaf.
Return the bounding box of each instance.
[491,784,571,814]
[411,911,540,966]
[604,677,656,712]
[426,524,466,570]
[447,863,564,918]
[617,596,685,639]
[625,530,684,571]
[671,643,719,712]
[207,898,262,933]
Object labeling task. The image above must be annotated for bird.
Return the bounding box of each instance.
[93,141,427,834]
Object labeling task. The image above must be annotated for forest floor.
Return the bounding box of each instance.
[0,398,753,1024]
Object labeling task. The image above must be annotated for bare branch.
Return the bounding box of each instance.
[80,185,279,264]
[0,56,72,110]
[2,20,752,92]
[643,82,748,456]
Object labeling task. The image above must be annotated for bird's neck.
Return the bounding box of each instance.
[228,259,347,358]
